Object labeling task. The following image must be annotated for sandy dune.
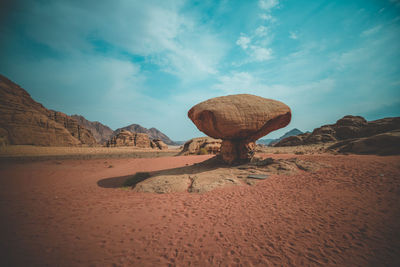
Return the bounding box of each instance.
[0,154,399,266]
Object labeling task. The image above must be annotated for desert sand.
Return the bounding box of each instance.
[0,145,179,161]
[0,153,399,266]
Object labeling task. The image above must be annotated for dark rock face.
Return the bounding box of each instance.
[114,124,175,145]
[329,130,400,155]
[275,115,400,147]
[258,128,304,146]
[0,74,97,146]
[71,115,113,144]
[274,133,311,147]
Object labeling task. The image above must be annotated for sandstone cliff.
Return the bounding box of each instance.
[0,74,97,146]
[71,115,113,144]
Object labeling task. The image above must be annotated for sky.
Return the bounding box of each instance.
[0,0,399,141]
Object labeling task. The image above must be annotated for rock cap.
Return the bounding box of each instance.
[188,94,291,141]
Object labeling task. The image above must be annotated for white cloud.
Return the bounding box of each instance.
[236,26,273,63]
[260,13,276,22]
[259,0,279,11]
[255,26,268,37]
[236,35,251,49]
[214,71,335,99]
[214,72,257,93]
[289,31,298,39]
[360,25,383,37]
[15,0,226,82]
[236,39,273,63]
[250,46,273,61]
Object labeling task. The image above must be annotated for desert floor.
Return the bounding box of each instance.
[0,152,399,266]
[0,145,180,161]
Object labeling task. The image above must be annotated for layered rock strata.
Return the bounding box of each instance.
[0,74,96,146]
[275,115,400,147]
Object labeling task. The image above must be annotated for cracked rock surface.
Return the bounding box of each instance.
[130,156,329,193]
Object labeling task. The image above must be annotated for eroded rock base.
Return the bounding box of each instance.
[130,156,329,194]
[220,140,256,164]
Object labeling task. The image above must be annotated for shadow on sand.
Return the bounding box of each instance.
[97,156,230,189]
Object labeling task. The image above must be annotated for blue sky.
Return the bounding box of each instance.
[0,0,399,140]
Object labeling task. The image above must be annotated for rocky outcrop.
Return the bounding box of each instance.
[71,115,174,146]
[259,128,303,146]
[188,94,291,164]
[106,130,168,150]
[0,74,97,146]
[106,130,152,148]
[275,115,400,147]
[71,115,113,144]
[273,132,311,147]
[148,128,175,145]
[47,111,97,146]
[329,130,400,155]
[114,124,175,145]
[128,157,328,194]
[152,139,168,150]
[179,137,222,155]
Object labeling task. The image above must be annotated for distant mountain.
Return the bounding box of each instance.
[0,74,97,146]
[256,139,275,146]
[173,141,186,146]
[71,115,113,144]
[257,128,303,146]
[114,124,175,145]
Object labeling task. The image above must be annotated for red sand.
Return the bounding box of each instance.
[0,154,399,266]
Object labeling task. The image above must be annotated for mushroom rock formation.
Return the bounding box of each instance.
[188,94,291,164]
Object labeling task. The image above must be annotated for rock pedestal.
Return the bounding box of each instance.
[220,140,256,164]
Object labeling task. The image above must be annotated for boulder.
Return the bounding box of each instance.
[179,137,222,155]
[188,94,291,164]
